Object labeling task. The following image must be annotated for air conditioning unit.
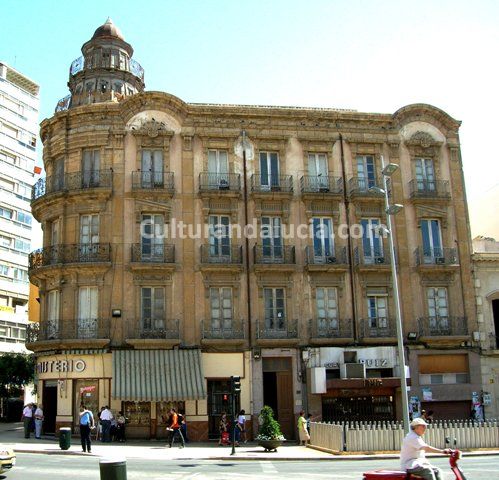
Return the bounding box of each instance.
[435,257,446,265]
[340,363,366,379]
[375,257,385,264]
[326,256,337,264]
[218,179,230,190]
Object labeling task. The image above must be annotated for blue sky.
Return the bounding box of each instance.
[2,0,498,235]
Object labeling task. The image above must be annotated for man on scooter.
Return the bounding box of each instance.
[400,417,452,480]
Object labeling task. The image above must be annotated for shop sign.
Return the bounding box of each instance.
[37,359,86,374]
[422,387,433,401]
[324,358,389,369]
[364,378,383,387]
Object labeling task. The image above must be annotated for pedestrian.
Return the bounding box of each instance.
[306,413,313,443]
[236,409,246,445]
[30,403,36,433]
[400,417,451,480]
[96,406,105,441]
[297,410,310,446]
[425,410,434,424]
[116,411,126,442]
[79,404,95,453]
[219,412,229,446]
[167,408,185,448]
[179,411,188,442]
[21,403,33,439]
[100,405,113,442]
[34,404,44,439]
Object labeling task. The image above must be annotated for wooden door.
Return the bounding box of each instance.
[276,371,294,440]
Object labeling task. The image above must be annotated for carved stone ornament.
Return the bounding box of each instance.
[133,119,171,138]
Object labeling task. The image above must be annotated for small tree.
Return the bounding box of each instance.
[257,405,285,440]
[0,353,35,399]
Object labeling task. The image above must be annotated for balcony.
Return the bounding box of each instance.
[418,316,468,340]
[409,179,450,201]
[359,317,396,342]
[300,175,343,197]
[201,319,246,346]
[250,175,293,195]
[253,245,296,271]
[199,173,241,194]
[256,318,299,346]
[31,170,113,206]
[304,246,348,271]
[131,171,175,197]
[126,319,180,348]
[26,319,111,351]
[200,245,243,271]
[414,247,459,270]
[348,176,384,199]
[309,318,354,345]
[69,55,145,80]
[353,246,392,271]
[29,244,111,274]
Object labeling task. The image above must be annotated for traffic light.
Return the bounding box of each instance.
[231,375,241,394]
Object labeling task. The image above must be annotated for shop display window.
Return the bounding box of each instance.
[156,401,185,426]
[74,379,99,428]
[123,401,151,426]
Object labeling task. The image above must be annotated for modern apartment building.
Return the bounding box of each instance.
[0,62,39,355]
[27,19,480,439]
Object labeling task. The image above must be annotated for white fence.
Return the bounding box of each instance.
[310,420,499,452]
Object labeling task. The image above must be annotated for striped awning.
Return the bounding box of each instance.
[112,349,206,401]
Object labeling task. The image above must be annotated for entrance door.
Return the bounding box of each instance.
[42,382,58,434]
[207,380,238,440]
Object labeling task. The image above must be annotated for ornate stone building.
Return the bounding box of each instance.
[27,19,480,439]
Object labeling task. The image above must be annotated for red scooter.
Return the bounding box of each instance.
[363,438,467,480]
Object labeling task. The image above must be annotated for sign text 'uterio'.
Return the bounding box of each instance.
[37,359,86,373]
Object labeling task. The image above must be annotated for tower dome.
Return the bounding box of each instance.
[92,17,125,41]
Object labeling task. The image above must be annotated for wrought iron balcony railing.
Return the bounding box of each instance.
[409,179,450,199]
[131,171,174,192]
[414,247,458,266]
[305,246,348,266]
[300,175,343,194]
[200,245,242,264]
[127,319,180,339]
[131,244,175,263]
[32,170,113,202]
[202,319,245,340]
[55,94,71,112]
[26,319,110,342]
[199,173,241,192]
[250,174,293,193]
[26,321,59,343]
[359,317,396,338]
[353,246,391,266]
[253,245,295,264]
[418,316,468,337]
[29,244,111,270]
[69,55,145,80]
[309,318,353,339]
[348,176,384,196]
[256,318,298,339]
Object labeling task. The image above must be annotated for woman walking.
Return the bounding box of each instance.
[297,410,310,446]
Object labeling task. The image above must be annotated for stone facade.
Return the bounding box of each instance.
[28,20,480,439]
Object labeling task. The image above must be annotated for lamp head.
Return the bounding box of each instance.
[369,186,385,195]
[382,163,399,177]
[386,203,404,215]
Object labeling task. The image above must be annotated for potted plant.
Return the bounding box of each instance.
[256,405,285,452]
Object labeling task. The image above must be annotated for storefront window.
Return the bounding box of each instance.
[74,379,99,428]
[123,401,151,426]
[156,401,185,426]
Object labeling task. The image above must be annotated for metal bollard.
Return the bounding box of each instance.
[99,457,127,480]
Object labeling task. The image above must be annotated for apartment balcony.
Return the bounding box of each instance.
[31,171,113,216]
[29,244,111,277]
[418,316,469,343]
[130,244,175,272]
[359,317,396,343]
[414,247,459,271]
[200,245,243,272]
[348,176,384,199]
[309,318,354,345]
[300,175,343,198]
[201,318,246,346]
[125,319,180,349]
[26,318,111,352]
[131,171,175,198]
[199,173,241,195]
[409,179,451,202]
[304,246,349,271]
[353,246,392,272]
[253,245,296,272]
[250,174,293,197]
[69,55,144,80]
[256,318,299,347]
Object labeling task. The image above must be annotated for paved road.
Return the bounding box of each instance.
[3,453,498,479]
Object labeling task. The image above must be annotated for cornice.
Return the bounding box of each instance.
[393,103,461,134]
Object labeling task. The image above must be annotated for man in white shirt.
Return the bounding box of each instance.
[400,417,451,480]
[21,403,33,439]
[34,404,44,439]
[100,406,114,442]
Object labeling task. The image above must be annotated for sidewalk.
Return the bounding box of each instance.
[1,423,498,461]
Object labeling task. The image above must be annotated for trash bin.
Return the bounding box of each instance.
[59,427,71,450]
[99,457,127,480]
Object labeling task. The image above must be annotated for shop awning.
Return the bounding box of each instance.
[112,349,206,401]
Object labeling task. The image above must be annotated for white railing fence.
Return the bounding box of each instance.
[310,420,499,452]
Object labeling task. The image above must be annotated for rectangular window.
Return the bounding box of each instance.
[0,177,15,191]
[0,207,13,219]
[80,214,99,244]
[2,123,18,139]
[16,211,32,225]
[141,214,164,259]
[264,287,285,330]
[261,216,282,258]
[415,158,435,191]
[82,149,100,187]
[0,264,10,276]
[53,158,65,190]
[312,217,334,261]
[367,295,388,329]
[0,235,12,248]
[361,218,382,262]
[356,155,376,189]
[141,150,163,187]
[210,287,233,330]
[78,286,98,338]
[308,153,328,190]
[141,287,165,331]
[47,290,60,339]
[259,152,279,189]
[209,215,231,257]
[427,287,449,332]
[316,287,338,330]
[51,219,59,246]
[421,219,442,261]
[13,268,28,282]
[14,238,30,252]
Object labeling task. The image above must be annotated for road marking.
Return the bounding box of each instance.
[260,461,278,474]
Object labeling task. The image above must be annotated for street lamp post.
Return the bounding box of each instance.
[371,155,411,434]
